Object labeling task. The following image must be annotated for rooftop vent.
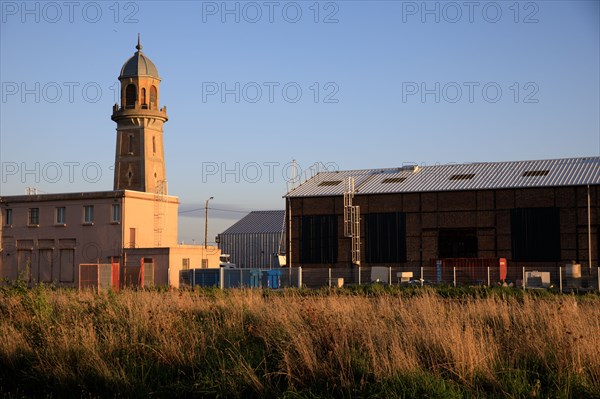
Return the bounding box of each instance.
[318,180,342,187]
[400,164,419,172]
[449,174,475,181]
[382,177,407,184]
[522,170,549,177]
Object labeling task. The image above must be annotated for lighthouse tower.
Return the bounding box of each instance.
[112,35,168,194]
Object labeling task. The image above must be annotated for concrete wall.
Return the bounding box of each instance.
[218,232,283,268]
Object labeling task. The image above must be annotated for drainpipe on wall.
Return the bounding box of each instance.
[288,197,292,270]
[120,195,126,288]
[588,185,592,272]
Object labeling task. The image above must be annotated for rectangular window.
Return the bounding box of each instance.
[511,208,560,262]
[300,215,338,264]
[522,170,549,177]
[182,258,190,270]
[111,204,121,223]
[28,208,39,225]
[438,229,478,258]
[382,177,406,184]
[4,209,12,226]
[129,228,136,248]
[56,207,66,224]
[83,205,94,224]
[201,259,208,269]
[365,212,407,263]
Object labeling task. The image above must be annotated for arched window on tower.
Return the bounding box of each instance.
[125,84,137,109]
[150,86,157,109]
[141,88,147,109]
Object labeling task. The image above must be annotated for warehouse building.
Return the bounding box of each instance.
[217,210,285,269]
[285,157,600,283]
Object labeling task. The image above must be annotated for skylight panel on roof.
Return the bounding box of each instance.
[522,170,549,177]
[318,180,342,187]
[449,174,475,181]
[382,177,406,184]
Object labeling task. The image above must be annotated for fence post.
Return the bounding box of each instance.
[522,267,526,289]
[487,266,490,287]
[328,268,332,288]
[358,266,362,285]
[420,266,424,287]
[219,267,225,290]
[559,266,563,293]
[298,266,302,288]
[597,267,599,292]
[453,267,456,287]
[389,267,392,285]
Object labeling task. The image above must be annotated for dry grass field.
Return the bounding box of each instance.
[0,284,599,398]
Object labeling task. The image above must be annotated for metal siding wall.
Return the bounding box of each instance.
[219,232,282,268]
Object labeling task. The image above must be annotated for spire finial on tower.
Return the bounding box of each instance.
[136,33,142,51]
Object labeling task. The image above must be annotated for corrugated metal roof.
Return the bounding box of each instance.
[221,210,285,235]
[285,157,600,198]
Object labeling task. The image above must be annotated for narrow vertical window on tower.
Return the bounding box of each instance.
[125,84,137,109]
[128,134,134,155]
[4,209,12,226]
[141,88,147,108]
[152,136,156,154]
[150,86,157,109]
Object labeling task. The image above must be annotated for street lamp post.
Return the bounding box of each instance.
[205,196,214,249]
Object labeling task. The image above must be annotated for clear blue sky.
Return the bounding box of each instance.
[1,0,599,243]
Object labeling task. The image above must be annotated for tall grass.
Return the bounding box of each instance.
[0,285,599,398]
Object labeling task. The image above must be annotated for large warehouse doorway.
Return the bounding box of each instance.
[438,229,478,258]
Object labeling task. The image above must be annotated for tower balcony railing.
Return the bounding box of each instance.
[112,102,168,118]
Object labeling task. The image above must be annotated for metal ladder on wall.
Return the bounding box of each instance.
[154,180,167,247]
[344,177,361,266]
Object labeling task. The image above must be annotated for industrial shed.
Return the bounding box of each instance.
[217,210,285,268]
[284,157,600,282]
